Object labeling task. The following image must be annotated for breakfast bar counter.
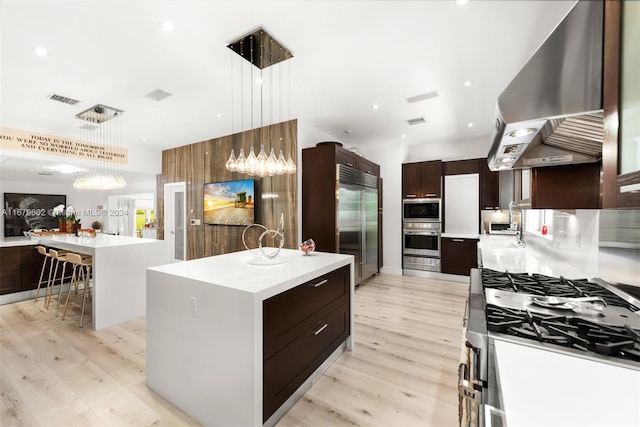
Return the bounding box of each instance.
[37,234,170,330]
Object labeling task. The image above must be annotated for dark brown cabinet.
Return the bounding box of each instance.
[263,265,350,422]
[315,142,380,177]
[302,143,381,283]
[530,163,601,209]
[440,237,478,276]
[480,160,516,210]
[0,245,42,295]
[402,160,442,199]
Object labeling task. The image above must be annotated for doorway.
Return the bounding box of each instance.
[164,182,187,262]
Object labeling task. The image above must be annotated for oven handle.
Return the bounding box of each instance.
[403,230,439,236]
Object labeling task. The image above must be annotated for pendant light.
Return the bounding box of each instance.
[225,28,296,176]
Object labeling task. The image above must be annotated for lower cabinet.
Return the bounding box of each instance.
[441,237,479,276]
[263,265,350,422]
[0,245,42,295]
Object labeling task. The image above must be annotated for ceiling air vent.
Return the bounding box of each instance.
[47,93,80,105]
[144,88,173,102]
[406,91,439,104]
[407,117,426,126]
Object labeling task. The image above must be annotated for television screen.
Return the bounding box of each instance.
[3,193,67,237]
[204,179,255,226]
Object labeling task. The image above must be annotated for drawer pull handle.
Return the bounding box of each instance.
[310,323,328,336]
[453,239,464,242]
[309,279,328,288]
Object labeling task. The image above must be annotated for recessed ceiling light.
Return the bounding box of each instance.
[401,134,406,138]
[464,80,472,87]
[457,0,469,4]
[255,78,263,85]
[141,137,147,141]
[159,21,174,32]
[216,113,223,118]
[507,128,537,138]
[44,164,84,174]
[33,46,48,56]
[372,104,379,110]
[468,123,474,127]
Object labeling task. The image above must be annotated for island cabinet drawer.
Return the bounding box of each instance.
[263,302,349,422]
[263,265,349,358]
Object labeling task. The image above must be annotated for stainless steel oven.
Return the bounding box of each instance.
[403,198,441,222]
[402,222,440,257]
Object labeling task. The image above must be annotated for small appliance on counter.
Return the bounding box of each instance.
[488,222,517,235]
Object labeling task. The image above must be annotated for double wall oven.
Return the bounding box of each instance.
[402,198,441,272]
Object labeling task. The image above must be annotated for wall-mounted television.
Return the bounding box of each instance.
[204,179,255,226]
[3,193,67,237]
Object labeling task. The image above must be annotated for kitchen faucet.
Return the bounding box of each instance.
[509,200,526,248]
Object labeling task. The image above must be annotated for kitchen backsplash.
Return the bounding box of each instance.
[522,209,639,287]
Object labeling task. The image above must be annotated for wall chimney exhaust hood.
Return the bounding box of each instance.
[487,0,604,171]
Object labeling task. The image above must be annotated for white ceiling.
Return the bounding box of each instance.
[0,0,577,185]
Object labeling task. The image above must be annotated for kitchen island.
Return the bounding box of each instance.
[36,233,170,330]
[146,249,354,427]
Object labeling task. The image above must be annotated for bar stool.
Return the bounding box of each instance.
[45,249,72,310]
[61,253,93,327]
[34,246,53,302]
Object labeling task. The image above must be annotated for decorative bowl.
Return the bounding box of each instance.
[299,239,315,256]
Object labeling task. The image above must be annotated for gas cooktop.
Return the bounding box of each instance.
[479,269,640,367]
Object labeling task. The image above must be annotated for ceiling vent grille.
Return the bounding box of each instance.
[406,91,439,104]
[47,93,80,105]
[144,88,173,102]
[407,117,426,126]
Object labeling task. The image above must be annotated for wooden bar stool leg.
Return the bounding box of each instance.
[34,249,51,302]
[80,265,92,328]
[46,260,67,310]
[59,264,78,318]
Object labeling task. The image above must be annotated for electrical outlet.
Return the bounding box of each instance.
[190,296,198,317]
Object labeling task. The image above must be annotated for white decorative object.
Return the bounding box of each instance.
[242,213,286,265]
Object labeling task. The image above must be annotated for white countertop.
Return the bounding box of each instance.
[495,339,640,427]
[478,234,588,279]
[0,236,36,247]
[148,248,353,299]
[37,233,158,248]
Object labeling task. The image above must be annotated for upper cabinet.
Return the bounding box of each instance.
[603,0,640,208]
[322,142,380,176]
[530,163,601,209]
[402,160,442,199]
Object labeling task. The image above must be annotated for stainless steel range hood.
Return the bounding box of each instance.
[487,0,604,171]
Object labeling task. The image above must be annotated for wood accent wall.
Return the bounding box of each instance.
[158,119,298,260]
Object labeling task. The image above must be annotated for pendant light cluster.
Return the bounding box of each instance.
[225,28,295,177]
[225,144,296,176]
[73,104,127,190]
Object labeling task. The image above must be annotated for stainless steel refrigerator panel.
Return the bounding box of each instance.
[364,186,378,281]
[338,182,363,285]
[336,164,379,285]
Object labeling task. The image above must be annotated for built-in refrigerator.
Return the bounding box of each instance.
[337,164,379,285]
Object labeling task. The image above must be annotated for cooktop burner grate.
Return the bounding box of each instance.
[481,269,638,311]
[486,304,640,362]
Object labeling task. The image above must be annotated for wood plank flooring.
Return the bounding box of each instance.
[0,273,468,426]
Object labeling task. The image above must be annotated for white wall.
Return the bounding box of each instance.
[0,179,157,235]
[404,136,491,163]
[359,141,404,276]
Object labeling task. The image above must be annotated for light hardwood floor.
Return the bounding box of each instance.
[0,273,468,426]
